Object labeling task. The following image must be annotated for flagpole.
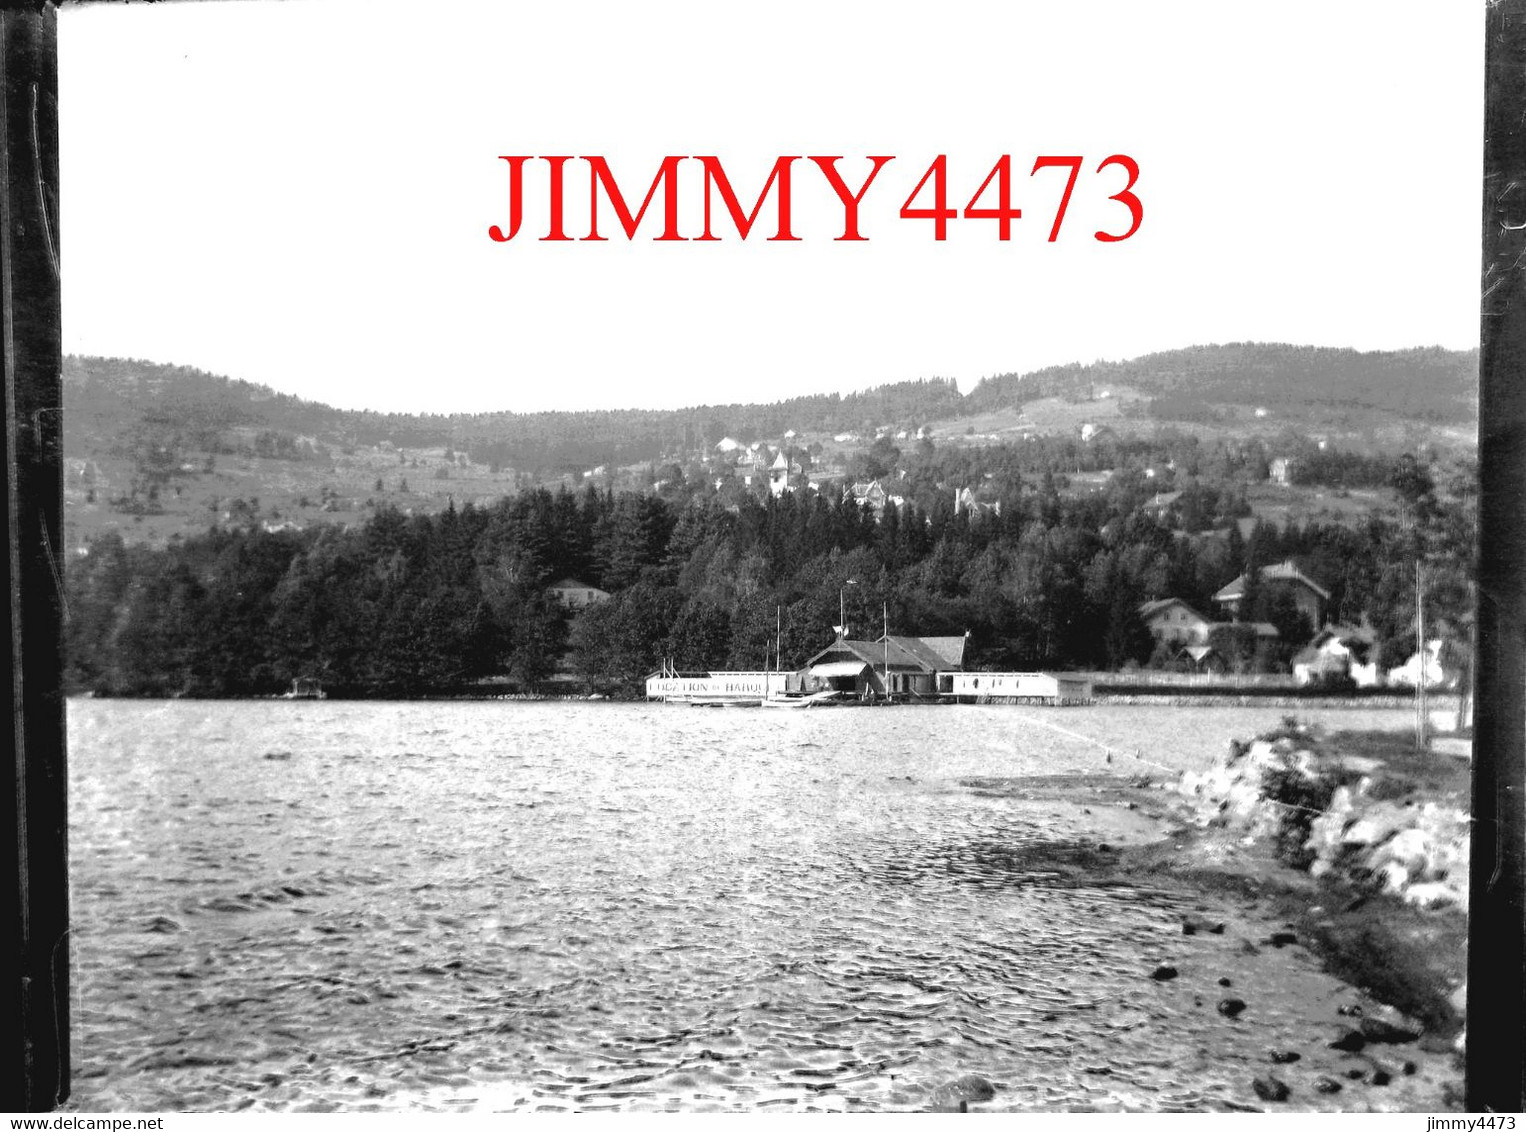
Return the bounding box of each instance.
[775,605,782,695]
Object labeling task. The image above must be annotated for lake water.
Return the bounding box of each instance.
[67,701,1452,1112]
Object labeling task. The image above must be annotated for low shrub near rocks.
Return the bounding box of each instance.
[1261,759,1346,870]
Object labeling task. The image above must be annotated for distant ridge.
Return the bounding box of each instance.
[967,343,1477,425]
[64,342,1478,473]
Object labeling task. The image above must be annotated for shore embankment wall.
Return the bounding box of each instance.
[1096,693,1438,709]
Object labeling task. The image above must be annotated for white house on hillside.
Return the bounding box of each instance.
[769,450,791,497]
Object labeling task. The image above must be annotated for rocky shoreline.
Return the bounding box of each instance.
[960,721,1471,1111]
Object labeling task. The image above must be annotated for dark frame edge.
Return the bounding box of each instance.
[1470,0,1526,1115]
[2,1,68,1113]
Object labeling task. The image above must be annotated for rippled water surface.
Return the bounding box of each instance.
[68,701,1449,1111]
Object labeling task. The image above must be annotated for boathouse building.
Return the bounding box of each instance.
[801,634,968,699]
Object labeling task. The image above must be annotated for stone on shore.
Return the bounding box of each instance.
[1182,916,1226,936]
[1360,1017,1420,1044]
[928,1074,995,1112]
[1252,1075,1290,1102]
[1329,1028,1367,1052]
[1151,964,1179,981]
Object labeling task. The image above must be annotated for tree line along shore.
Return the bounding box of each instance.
[63,429,1473,701]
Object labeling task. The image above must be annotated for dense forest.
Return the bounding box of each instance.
[65,439,1474,698]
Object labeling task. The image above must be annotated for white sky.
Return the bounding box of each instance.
[59,0,1483,414]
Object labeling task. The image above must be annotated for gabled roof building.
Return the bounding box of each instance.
[803,634,967,698]
[546,577,611,609]
[1212,560,1330,627]
[769,450,792,497]
[844,480,904,519]
[1141,490,1183,514]
[1139,598,1213,646]
[953,486,1001,521]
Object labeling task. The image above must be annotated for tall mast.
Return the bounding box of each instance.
[1415,558,1427,752]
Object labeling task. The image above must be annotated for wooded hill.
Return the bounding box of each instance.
[965,344,1477,426]
[65,343,1477,478]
